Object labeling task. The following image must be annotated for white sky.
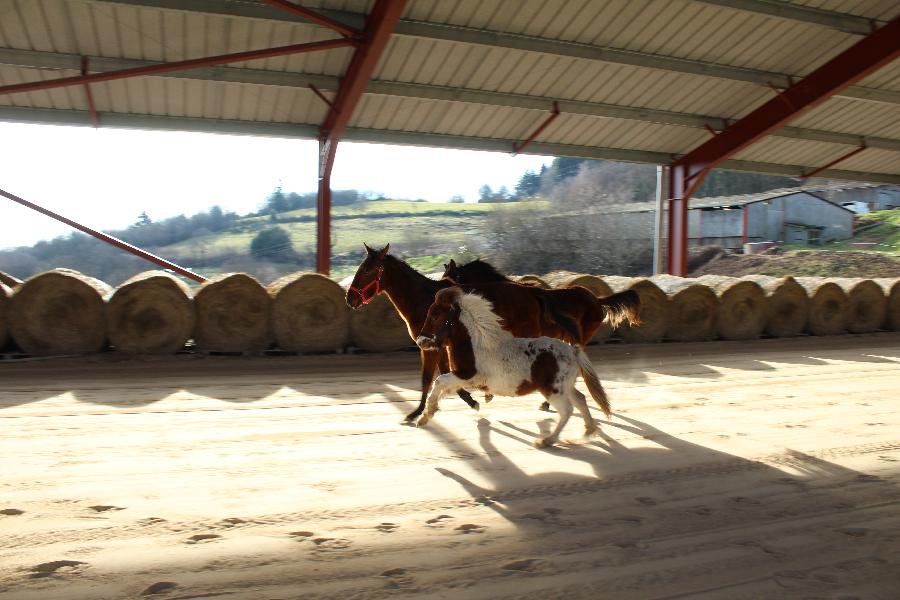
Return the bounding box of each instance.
[0,122,550,250]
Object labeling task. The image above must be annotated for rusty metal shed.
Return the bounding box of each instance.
[1,0,899,276]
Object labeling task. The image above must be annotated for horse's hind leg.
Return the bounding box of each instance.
[569,388,597,436]
[535,393,573,448]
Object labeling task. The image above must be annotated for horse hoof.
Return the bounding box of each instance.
[416,417,430,427]
[539,403,551,412]
[585,425,599,437]
[534,437,555,449]
[472,402,480,412]
[484,394,494,403]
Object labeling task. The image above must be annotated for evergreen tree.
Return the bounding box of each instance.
[135,211,152,227]
[478,184,494,202]
[514,169,541,198]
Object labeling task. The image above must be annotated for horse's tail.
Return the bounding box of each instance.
[537,292,581,345]
[596,290,641,328]
[575,347,611,419]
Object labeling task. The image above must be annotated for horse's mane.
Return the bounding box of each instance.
[457,291,510,350]
[456,259,514,283]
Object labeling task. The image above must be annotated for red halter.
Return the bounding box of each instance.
[349,266,384,305]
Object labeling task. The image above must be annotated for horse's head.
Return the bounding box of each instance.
[441,259,459,282]
[441,258,509,284]
[416,287,462,351]
[346,243,390,309]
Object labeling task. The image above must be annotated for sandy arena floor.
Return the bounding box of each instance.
[1,334,899,600]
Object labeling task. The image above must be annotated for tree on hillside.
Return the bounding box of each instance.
[264,185,289,214]
[449,194,465,203]
[135,211,152,227]
[514,169,541,199]
[478,184,494,202]
[250,227,294,261]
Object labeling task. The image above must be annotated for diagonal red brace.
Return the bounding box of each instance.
[800,145,867,179]
[262,0,362,39]
[513,101,561,155]
[0,38,354,98]
[1,187,206,283]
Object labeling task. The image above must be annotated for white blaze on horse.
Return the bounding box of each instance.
[415,286,611,448]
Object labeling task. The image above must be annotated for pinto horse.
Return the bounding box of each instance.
[443,258,641,345]
[346,244,581,421]
[416,287,609,447]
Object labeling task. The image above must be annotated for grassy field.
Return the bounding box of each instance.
[159,199,546,280]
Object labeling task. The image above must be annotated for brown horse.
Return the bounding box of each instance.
[443,258,641,345]
[346,244,581,421]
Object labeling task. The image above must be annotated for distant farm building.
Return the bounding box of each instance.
[572,183,900,252]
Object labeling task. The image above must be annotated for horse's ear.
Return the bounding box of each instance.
[377,244,390,259]
[448,259,457,269]
[363,243,374,256]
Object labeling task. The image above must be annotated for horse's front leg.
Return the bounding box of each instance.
[418,373,465,427]
[406,349,440,422]
[438,350,479,412]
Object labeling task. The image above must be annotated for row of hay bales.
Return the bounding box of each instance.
[0,268,898,357]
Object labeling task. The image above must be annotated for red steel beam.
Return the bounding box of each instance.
[262,0,362,39]
[80,56,100,128]
[512,101,561,155]
[0,38,354,97]
[666,14,900,276]
[800,145,867,179]
[315,0,407,275]
[1,188,206,283]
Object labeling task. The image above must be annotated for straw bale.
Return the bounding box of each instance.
[830,278,887,333]
[194,273,272,352]
[546,272,615,342]
[739,275,809,337]
[695,275,766,340]
[349,292,413,352]
[8,268,110,355]
[516,274,551,288]
[107,271,194,354]
[874,278,900,331]
[794,277,847,336]
[602,276,669,342]
[652,274,717,341]
[269,272,349,353]
[0,282,10,350]
[0,271,22,288]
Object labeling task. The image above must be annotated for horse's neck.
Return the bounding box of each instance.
[381,259,444,329]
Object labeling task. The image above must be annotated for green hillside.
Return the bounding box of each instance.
[158,199,547,280]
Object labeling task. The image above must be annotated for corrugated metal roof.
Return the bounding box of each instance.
[0,0,899,183]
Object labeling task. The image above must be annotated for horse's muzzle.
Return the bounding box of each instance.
[416,335,439,350]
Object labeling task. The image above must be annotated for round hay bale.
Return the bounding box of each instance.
[546,272,615,342]
[739,275,809,338]
[602,276,669,343]
[651,274,718,341]
[831,278,887,333]
[516,274,551,289]
[107,271,194,354]
[0,282,10,350]
[194,273,272,352]
[348,292,413,352]
[269,272,349,353]
[8,268,110,356]
[794,277,847,336]
[695,275,766,340]
[874,278,900,331]
[0,271,22,288]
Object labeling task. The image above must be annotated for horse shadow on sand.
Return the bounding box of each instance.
[383,391,900,597]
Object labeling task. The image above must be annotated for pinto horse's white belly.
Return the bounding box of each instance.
[469,337,578,398]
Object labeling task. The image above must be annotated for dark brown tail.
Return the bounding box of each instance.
[597,290,641,328]
[575,348,611,418]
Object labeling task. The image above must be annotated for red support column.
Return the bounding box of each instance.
[315,0,407,275]
[665,14,900,275]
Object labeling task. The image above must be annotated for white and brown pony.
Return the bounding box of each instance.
[415,286,611,448]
